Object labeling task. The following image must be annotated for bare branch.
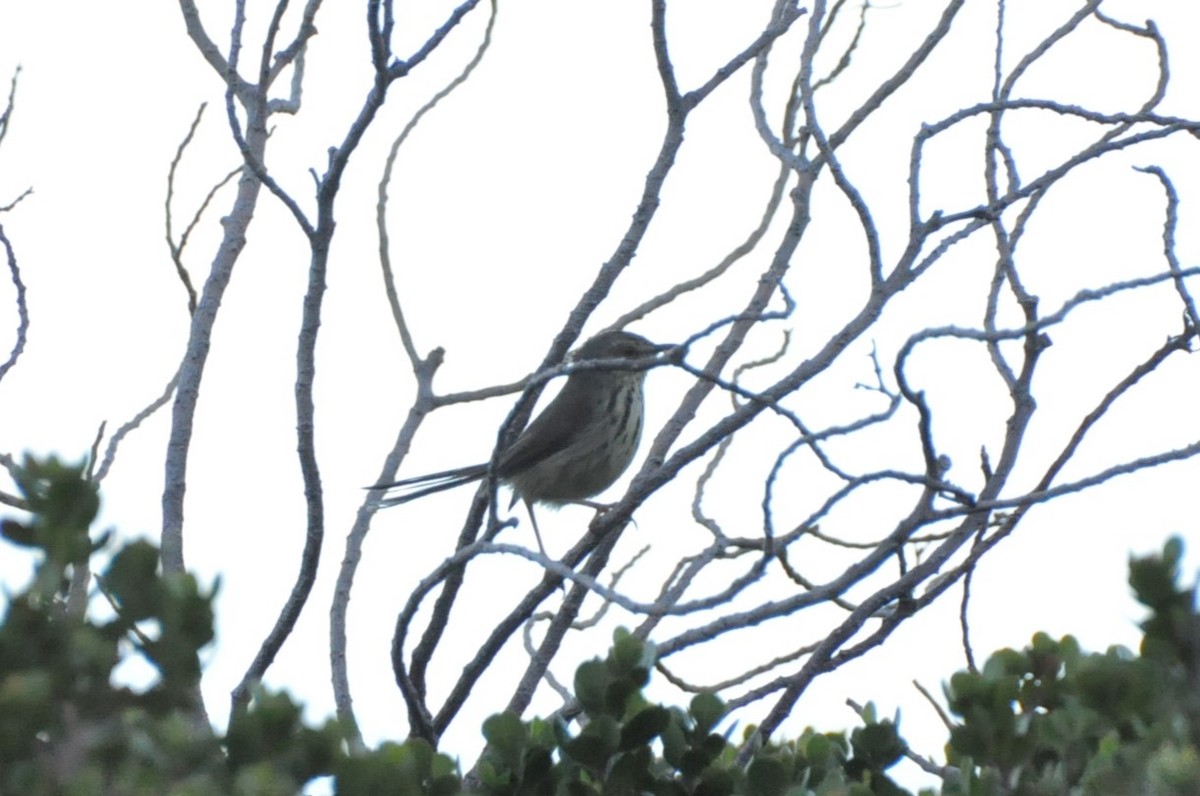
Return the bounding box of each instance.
[0,65,19,150]
[0,223,29,385]
[681,1,805,111]
[95,369,181,485]
[1137,165,1200,331]
[331,0,500,745]
[386,0,484,80]
[178,1,248,98]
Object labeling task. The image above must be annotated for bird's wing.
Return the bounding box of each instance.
[497,383,597,477]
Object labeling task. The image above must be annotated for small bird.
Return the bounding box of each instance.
[373,330,671,553]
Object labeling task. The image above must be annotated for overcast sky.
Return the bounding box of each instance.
[1,1,1199,790]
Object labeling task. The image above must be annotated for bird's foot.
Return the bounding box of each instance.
[572,499,640,533]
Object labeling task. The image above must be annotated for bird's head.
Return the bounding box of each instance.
[573,330,673,364]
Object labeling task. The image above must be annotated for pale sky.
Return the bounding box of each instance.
[1,1,1199,790]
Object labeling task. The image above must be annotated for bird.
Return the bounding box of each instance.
[372,330,671,554]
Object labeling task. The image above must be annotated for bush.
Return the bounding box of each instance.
[2,455,1196,794]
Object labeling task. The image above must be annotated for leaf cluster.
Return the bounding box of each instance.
[942,538,1200,795]
[0,455,447,795]
[475,627,907,796]
[2,455,1198,795]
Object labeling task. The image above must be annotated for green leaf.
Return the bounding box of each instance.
[804,733,834,766]
[679,747,715,778]
[103,540,163,623]
[603,677,641,718]
[619,705,670,750]
[604,746,654,795]
[849,721,905,772]
[746,755,789,796]
[575,659,611,716]
[336,742,412,796]
[482,711,527,771]
[523,746,554,786]
[563,716,620,769]
[0,519,35,547]
[694,766,735,796]
[567,780,601,796]
[690,692,726,735]
[10,455,100,568]
[661,710,687,768]
[610,628,642,667]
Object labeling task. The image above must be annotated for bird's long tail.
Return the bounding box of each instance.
[368,464,489,507]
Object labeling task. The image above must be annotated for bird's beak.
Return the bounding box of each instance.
[651,341,682,362]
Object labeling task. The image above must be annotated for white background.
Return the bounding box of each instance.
[1,1,1199,789]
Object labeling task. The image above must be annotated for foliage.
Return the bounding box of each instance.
[1,456,1198,794]
[941,537,1200,795]
[0,456,371,795]
[5,0,1199,772]
[474,628,907,796]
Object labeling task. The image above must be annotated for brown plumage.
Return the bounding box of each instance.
[373,330,670,552]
